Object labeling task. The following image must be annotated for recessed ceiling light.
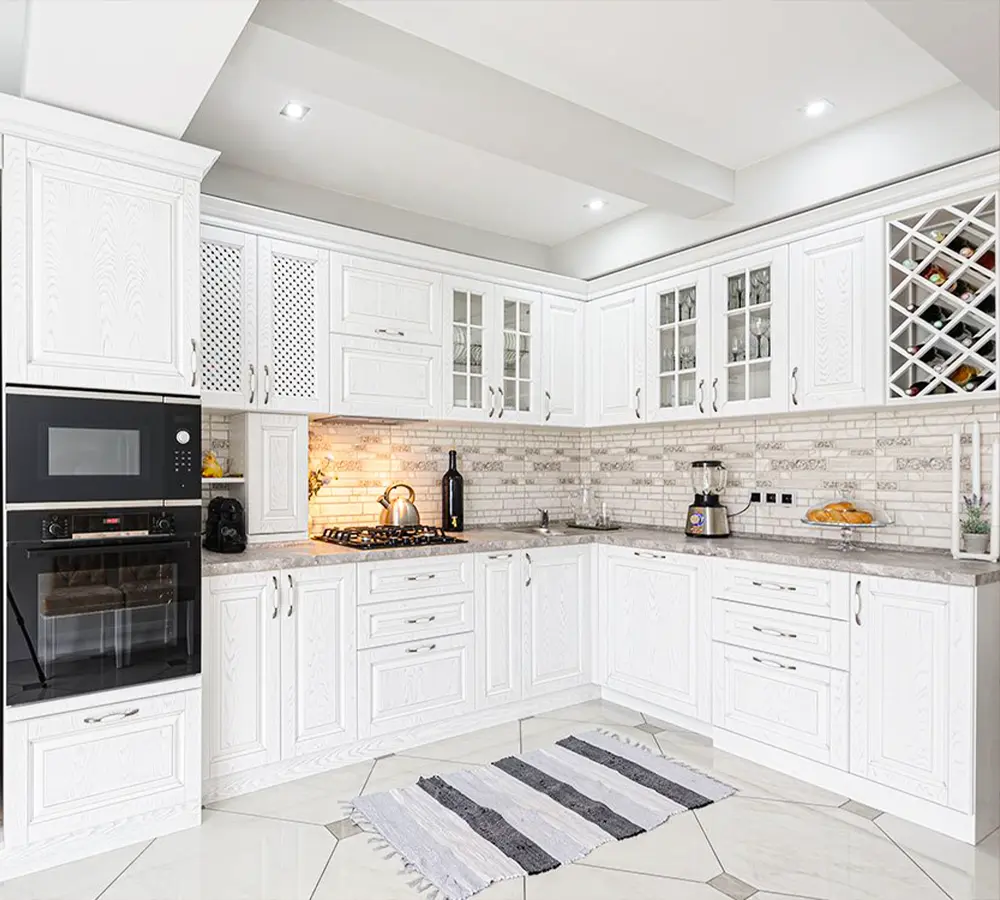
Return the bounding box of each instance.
[585,198,607,211]
[280,102,310,121]
[802,98,833,118]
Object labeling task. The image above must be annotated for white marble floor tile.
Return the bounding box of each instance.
[532,700,645,728]
[0,841,149,900]
[99,810,334,900]
[519,716,661,754]
[526,865,722,899]
[654,727,847,806]
[399,720,522,764]
[207,760,374,824]
[877,815,1000,900]
[361,754,473,796]
[697,796,949,900]
[580,810,722,882]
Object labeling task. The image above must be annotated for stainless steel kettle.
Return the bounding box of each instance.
[378,483,420,526]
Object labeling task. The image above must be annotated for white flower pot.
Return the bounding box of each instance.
[963,532,990,554]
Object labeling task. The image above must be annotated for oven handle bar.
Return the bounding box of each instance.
[24,538,194,558]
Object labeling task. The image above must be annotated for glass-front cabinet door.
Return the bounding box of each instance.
[495,286,542,423]
[444,276,494,420]
[645,269,711,422]
[710,246,789,416]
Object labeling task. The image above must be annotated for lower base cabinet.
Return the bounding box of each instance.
[475,552,522,709]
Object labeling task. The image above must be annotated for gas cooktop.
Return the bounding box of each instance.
[313,525,467,549]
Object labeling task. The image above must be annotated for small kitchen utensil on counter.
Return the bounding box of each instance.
[801,498,891,551]
[685,460,731,538]
[378,483,421,526]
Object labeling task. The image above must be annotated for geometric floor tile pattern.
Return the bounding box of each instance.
[0,699,993,900]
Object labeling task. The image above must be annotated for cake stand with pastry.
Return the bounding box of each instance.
[802,498,892,551]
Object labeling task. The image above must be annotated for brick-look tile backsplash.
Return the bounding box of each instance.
[201,398,1000,549]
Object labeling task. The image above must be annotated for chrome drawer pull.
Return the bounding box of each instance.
[752,625,797,639]
[375,328,405,337]
[752,656,797,671]
[405,615,437,624]
[751,580,797,592]
[633,550,666,559]
[405,573,437,582]
[405,643,437,654]
[84,708,139,725]
[488,553,512,560]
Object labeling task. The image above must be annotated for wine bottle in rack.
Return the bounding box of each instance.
[910,303,951,329]
[963,374,992,392]
[925,349,952,372]
[950,323,986,347]
[975,293,996,317]
[919,262,950,286]
[952,280,977,302]
[905,380,949,397]
[948,235,977,258]
[949,363,980,387]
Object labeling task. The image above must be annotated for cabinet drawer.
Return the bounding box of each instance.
[712,560,849,619]
[712,643,848,769]
[712,598,849,670]
[6,689,201,845]
[358,555,473,605]
[359,592,474,649]
[358,633,474,737]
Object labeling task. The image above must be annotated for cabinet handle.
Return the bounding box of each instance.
[488,553,513,560]
[272,575,279,619]
[263,364,271,405]
[544,390,552,422]
[697,379,705,414]
[525,552,532,587]
[375,328,406,337]
[405,643,437,654]
[711,377,719,413]
[752,656,797,671]
[855,580,863,626]
[405,573,437,582]
[791,366,799,406]
[752,625,797,639]
[634,387,641,419]
[84,707,140,724]
[190,339,198,388]
[286,573,294,616]
[405,615,437,624]
[751,580,797,592]
[248,363,256,404]
[487,385,496,418]
[633,550,667,559]
[497,386,505,419]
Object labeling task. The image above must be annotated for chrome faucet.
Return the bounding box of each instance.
[537,508,550,529]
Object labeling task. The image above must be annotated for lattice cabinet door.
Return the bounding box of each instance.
[644,268,711,423]
[200,225,257,410]
[258,237,330,414]
[494,286,542,424]
[886,191,998,402]
[710,246,789,417]
[442,276,497,421]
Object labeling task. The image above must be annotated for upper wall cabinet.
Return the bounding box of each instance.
[586,288,645,425]
[789,221,884,411]
[710,246,789,417]
[645,270,711,423]
[332,255,443,346]
[541,295,585,426]
[3,138,201,395]
[200,227,329,414]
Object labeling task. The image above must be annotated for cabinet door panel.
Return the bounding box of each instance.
[203,573,280,779]
[281,567,357,758]
[789,221,883,410]
[443,277,496,421]
[475,553,522,709]
[245,414,308,538]
[541,296,585,426]
[586,290,645,425]
[495,286,542,424]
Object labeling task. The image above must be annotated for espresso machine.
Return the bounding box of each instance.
[685,460,731,538]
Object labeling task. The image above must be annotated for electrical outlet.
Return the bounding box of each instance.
[781,491,796,506]
[765,492,778,504]
[749,490,762,503]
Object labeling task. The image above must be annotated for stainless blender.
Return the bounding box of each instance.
[685,460,730,538]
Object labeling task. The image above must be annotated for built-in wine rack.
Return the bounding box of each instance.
[888,192,998,401]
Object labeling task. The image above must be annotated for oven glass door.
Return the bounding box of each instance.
[6,392,166,504]
[6,536,201,705]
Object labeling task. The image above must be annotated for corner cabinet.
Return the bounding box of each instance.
[586,289,645,425]
[2,138,202,395]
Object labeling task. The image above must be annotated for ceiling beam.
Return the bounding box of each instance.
[247,0,734,217]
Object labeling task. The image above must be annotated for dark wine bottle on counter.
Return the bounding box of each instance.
[441,449,464,532]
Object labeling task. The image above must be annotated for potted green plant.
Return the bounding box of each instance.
[961,494,991,554]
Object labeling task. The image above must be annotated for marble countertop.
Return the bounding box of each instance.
[201,526,1000,586]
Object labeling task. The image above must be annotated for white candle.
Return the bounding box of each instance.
[972,421,982,498]
[952,431,962,558]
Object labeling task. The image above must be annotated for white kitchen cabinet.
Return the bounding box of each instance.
[710,246,789,416]
[330,335,442,419]
[522,545,590,698]
[600,547,710,722]
[788,221,884,410]
[280,567,357,759]
[332,255,443,345]
[586,288,645,425]
[2,137,202,395]
[850,576,974,811]
[242,413,309,540]
[645,269,712,422]
[541,295,586,426]
[203,572,281,779]
[475,552,522,709]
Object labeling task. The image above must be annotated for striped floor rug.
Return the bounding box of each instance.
[350,729,735,900]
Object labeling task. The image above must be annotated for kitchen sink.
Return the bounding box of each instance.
[505,525,571,537]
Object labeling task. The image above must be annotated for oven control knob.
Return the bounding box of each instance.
[151,514,175,534]
[47,522,61,537]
